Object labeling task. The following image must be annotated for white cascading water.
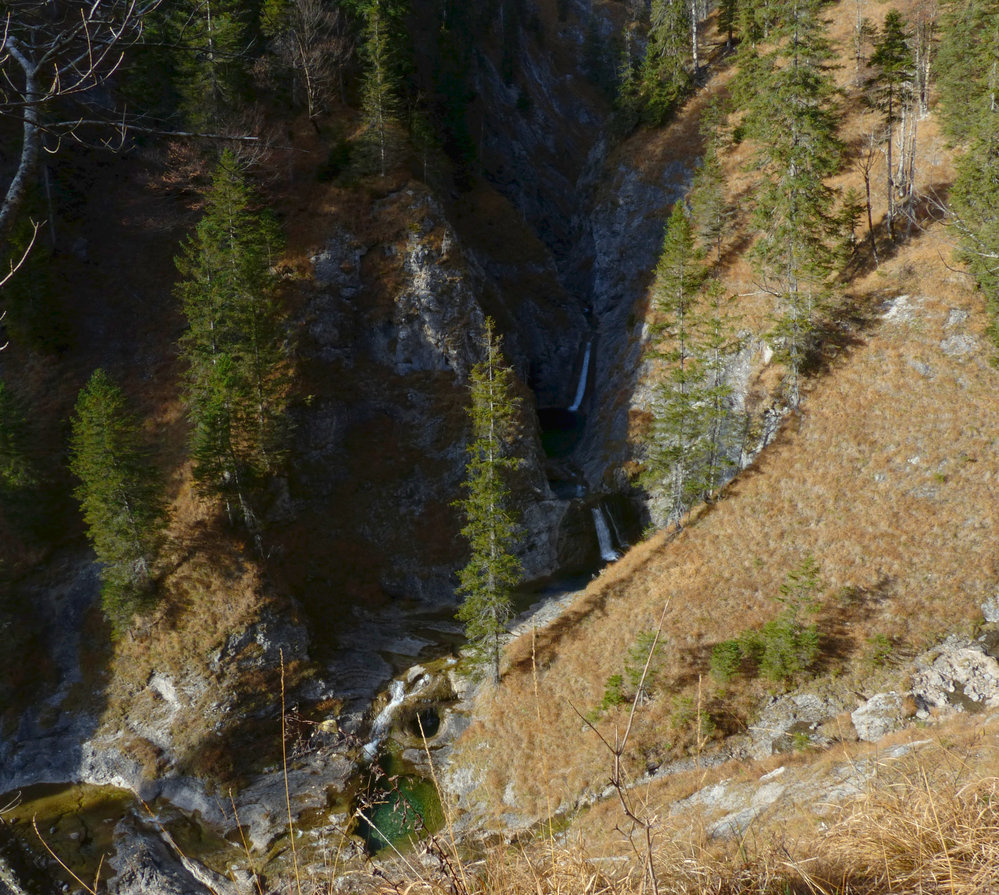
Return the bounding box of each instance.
[605,505,626,549]
[362,679,406,761]
[592,506,620,562]
[568,340,592,413]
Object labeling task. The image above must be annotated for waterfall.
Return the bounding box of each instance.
[605,504,627,550]
[568,341,592,412]
[362,679,406,760]
[591,506,620,562]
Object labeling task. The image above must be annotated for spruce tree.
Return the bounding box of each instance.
[615,27,642,122]
[741,0,843,408]
[642,204,707,529]
[175,152,287,546]
[689,108,731,262]
[718,0,739,48]
[0,380,34,495]
[360,0,404,176]
[697,279,740,500]
[867,11,916,241]
[69,370,165,634]
[639,0,693,125]
[159,0,252,131]
[455,318,523,683]
[938,1,999,352]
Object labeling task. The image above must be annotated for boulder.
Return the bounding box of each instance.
[851,692,903,742]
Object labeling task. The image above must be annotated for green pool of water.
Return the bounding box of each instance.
[355,751,444,854]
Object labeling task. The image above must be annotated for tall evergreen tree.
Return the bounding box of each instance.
[175,152,287,546]
[697,279,741,500]
[867,11,916,241]
[689,108,731,262]
[455,318,523,683]
[0,380,34,496]
[69,370,165,634]
[616,26,642,121]
[360,0,404,176]
[718,0,739,48]
[642,204,708,529]
[159,0,253,131]
[639,0,693,125]
[740,0,843,408]
[938,0,999,352]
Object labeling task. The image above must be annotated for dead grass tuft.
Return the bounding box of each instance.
[826,756,999,894]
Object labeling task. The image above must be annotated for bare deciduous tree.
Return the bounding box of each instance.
[0,1,163,247]
[267,0,354,124]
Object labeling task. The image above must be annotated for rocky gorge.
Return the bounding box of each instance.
[3,0,999,892]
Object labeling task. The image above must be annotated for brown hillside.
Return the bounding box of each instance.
[448,0,996,831]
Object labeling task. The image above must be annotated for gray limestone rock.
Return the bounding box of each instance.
[851,692,903,742]
[911,636,999,712]
[749,693,841,759]
[108,818,232,895]
[940,334,977,358]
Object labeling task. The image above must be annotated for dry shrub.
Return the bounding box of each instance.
[826,761,999,894]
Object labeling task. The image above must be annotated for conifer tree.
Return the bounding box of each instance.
[642,204,707,529]
[689,106,731,262]
[718,0,739,48]
[639,0,692,125]
[867,11,916,241]
[455,318,523,683]
[69,370,165,634]
[937,0,999,351]
[360,0,403,176]
[697,279,740,500]
[615,27,642,121]
[160,0,251,131]
[740,0,843,408]
[175,152,287,546]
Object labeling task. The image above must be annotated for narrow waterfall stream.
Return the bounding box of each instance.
[591,507,620,562]
[362,679,407,761]
[568,340,592,413]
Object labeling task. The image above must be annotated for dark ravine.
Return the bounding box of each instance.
[0,2,700,891]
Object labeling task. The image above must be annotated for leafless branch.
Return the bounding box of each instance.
[0,1,163,246]
[575,598,672,895]
[0,219,39,350]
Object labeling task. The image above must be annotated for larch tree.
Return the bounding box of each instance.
[455,318,523,683]
[261,0,354,121]
[69,369,165,634]
[175,152,287,550]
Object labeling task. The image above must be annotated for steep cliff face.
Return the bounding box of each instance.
[279,0,666,621]
[281,184,592,622]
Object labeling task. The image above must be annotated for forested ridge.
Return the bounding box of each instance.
[1,0,999,892]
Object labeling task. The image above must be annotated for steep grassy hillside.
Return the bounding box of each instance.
[437,0,999,885]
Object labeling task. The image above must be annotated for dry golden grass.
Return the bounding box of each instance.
[446,0,999,837]
[367,716,999,895]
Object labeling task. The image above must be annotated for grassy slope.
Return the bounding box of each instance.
[448,0,999,840]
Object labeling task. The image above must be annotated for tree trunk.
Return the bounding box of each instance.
[0,44,41,244]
